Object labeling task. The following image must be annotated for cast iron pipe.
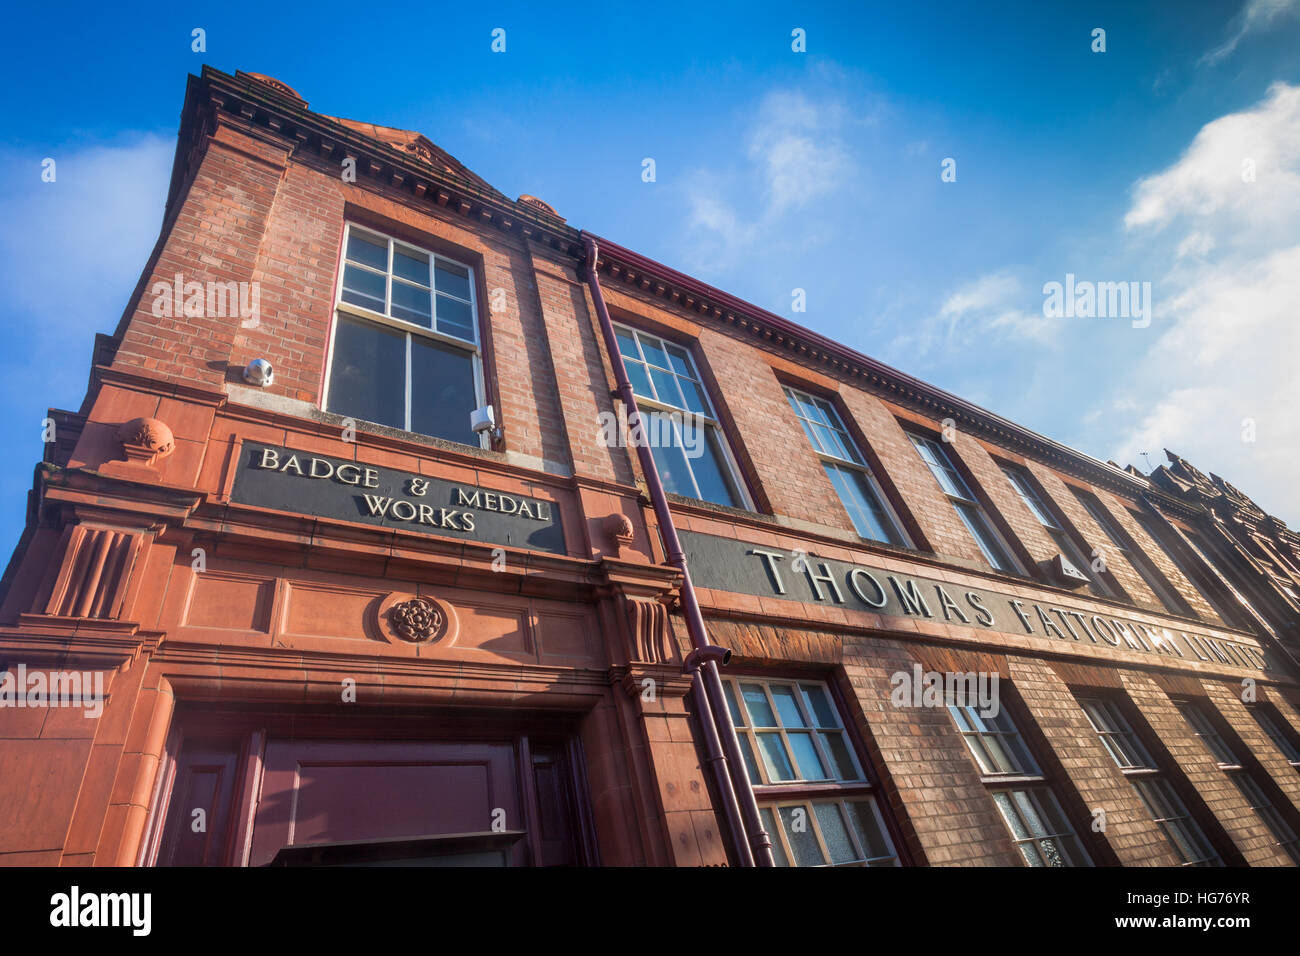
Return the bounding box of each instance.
[582,233,775,867]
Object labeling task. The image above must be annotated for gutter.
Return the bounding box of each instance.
[581,233,775,867]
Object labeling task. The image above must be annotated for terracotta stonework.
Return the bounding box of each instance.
[0,66,1297,869]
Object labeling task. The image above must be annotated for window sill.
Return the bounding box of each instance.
[664,492,773,523]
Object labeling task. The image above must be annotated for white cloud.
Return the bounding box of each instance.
[893,270,1060,358]
[1176,231,1215,258]
[1108,85,1300,524]
[0,135,173,321]
[746,91,850,214]
[1201,0,1300,66]
[0,135,172,403]
[1124,82,1300,242]
[683,88,859,268]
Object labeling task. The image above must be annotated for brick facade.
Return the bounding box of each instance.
[1,66,1297,868]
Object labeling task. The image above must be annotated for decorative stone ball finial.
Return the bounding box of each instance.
[116,417,175,465]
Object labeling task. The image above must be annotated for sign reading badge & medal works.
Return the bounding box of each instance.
[230,442,566,554]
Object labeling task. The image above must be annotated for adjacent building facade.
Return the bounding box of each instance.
[2,66,1298,867]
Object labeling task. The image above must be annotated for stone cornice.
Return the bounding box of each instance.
[170,67,584,261]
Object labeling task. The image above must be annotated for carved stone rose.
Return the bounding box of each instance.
[386,597,444,643]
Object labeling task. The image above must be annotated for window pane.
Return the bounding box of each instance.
[327,315,406,430]
[737,734,763,785]
[801,684,838,727]
[664,342,695,377]
[409,336,479,445]
[625,360,654,399]
[615,327,641,360]
[346,230,388,270]
[1017,842,1045,867]
[435,293,475,340]
[639,336,672,371]
[341,263,386,312]
[1012,790,1048,835]
[796,393,824,425]
[761,808,789,867]
[845,801,894,861]
[825,463,901,545]
[434,259,472,300]
[682,421,740,507]
[393,246,430,285]
[769,685,806,727]
[814,803,857,864]
[678,378,710,416]
[644,413,694,497]
[648,366,685,409]
[787,731,828,780]
[993,792,1031,840]
[813,423,851,461]
[741,684,777,726]
[779,806,826,866]
[391,279,432,326]
[956,501,1015,571]
[723,681,745,726]
[757,733,796,782]
[820,732,859,780]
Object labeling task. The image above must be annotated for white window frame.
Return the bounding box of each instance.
[907,432,1023,573]
[612,323,753,510]
[324,222,487,448]
[724,675,899,867]
[1074,491,1191,615]
[1002,466,1112,596]
[761,797,900,867]
[1249,706,1300,765]
[1177,700,1300,864]
[1078,696,1224,866]
[948,702,1092,866]
[990,787,1093,868]
[783,385,911,547]
[724,677,866,786]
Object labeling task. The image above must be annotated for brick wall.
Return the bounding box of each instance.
[696,327,846,527]
[1011,658,1181,865]
[114,124,294,388]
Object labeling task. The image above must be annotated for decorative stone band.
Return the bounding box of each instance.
[679,530,1275,675]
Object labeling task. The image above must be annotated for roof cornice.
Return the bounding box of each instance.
[172,66,584,259]
[585,233,1167,503]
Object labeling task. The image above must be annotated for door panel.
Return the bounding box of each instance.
[247,739,520,867]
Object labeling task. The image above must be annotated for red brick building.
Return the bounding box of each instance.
[1,66,1298,867]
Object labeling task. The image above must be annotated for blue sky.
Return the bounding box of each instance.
[2,0,1300,560]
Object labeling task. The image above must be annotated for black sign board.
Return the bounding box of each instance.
[679,530,1271,673]
[230,442,566,555]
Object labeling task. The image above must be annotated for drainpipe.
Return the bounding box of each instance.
[581,233,775,867]
[689,673,754,867]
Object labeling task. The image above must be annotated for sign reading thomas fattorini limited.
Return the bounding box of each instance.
[231,442,565,554]
[679,530,1274,674]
